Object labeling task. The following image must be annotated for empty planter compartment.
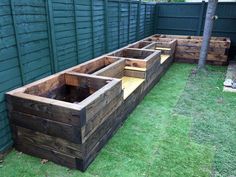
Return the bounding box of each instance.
[147,34,231,64]
[128,41,153,49]
[68,56,120,74]
[92,56,160,99]
[143,40,177,64]
[92,59,144,99]
[108,48,161,69]
[6,72,123,171]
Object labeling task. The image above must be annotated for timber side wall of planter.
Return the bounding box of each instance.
[6,36,174,171]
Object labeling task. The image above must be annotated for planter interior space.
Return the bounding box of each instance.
[142,39,177,64]
[69,56,120,74]
[128,41,153,49]
[7,72,123,170]
[144,34,231,65]
[92,58,146,99]
[108,48,160,69]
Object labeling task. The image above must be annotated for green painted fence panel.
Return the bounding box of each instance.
[129,2,139,43]
[52,0,78,71]
[0,0,21,151]
[156,2,236,58]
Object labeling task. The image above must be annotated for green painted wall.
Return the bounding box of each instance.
[155,2,236,58]
[0,0,156,153]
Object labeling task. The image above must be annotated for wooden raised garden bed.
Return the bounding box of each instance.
[6,45,166,171]
[6,34,230,171]
[7,72,123,170]
[144,34,231,65]
[140,39,177,64]
[107,48,160,69]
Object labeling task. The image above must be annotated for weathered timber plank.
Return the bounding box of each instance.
[175,52,228,62]
[10,111,82,143]
[124,66,146,72]
[70,57,119,74]
[176,45,226,55]
[127,41,153,49]
[93,59,126,78]
[125,58,147,68]
[6,93,85,126]
[174,58,227,66]
[124,69,146,79]
[176,39,230,49]
[14,138,81,170]
[14,126,82,158]
[24,74,65,96]
[64,73,109,89]
[81,92,123,142]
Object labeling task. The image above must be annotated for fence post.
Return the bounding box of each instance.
[128,0,131,43]
[197,1,206,36]
[118,0,121,48]
[136,0,141,41]
[10,0,25,85]
[144,3,147,37]
[46,0,58,73]
[153,3,158,35]
[104,0,109,53]
[73,0,80,64]
[90,0,95,58]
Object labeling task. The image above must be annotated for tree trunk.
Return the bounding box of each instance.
[198,0,218,69]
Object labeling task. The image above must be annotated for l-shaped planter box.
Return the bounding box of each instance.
[144,34,231,65]
[6,43,167,171]
[6,34,229,171]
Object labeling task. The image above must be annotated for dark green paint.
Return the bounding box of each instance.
[10,0,25,85]
[155,2,236,58]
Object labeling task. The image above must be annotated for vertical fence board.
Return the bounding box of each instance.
[104,0,109,52]
[46,0,58,72]
[9,0,25,85]
[155,2,236,58]
[90,0,95,58]
[73,0,80,64]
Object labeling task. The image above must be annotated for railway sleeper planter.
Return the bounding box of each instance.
[69,51,161,99]
[66,56,121,74]
[143,40,177,57]
[6,34,229,171]
[6,72,124,170]
[6,48,164,172]
[107,48,161,69]
[144,34,231,65]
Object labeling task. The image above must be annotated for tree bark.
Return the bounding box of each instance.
[198,0,218,69]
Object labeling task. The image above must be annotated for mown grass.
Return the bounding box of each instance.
[175,65,236,177]
[1,63,235,177]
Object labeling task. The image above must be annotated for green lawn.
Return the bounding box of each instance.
[1,63,236,177]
